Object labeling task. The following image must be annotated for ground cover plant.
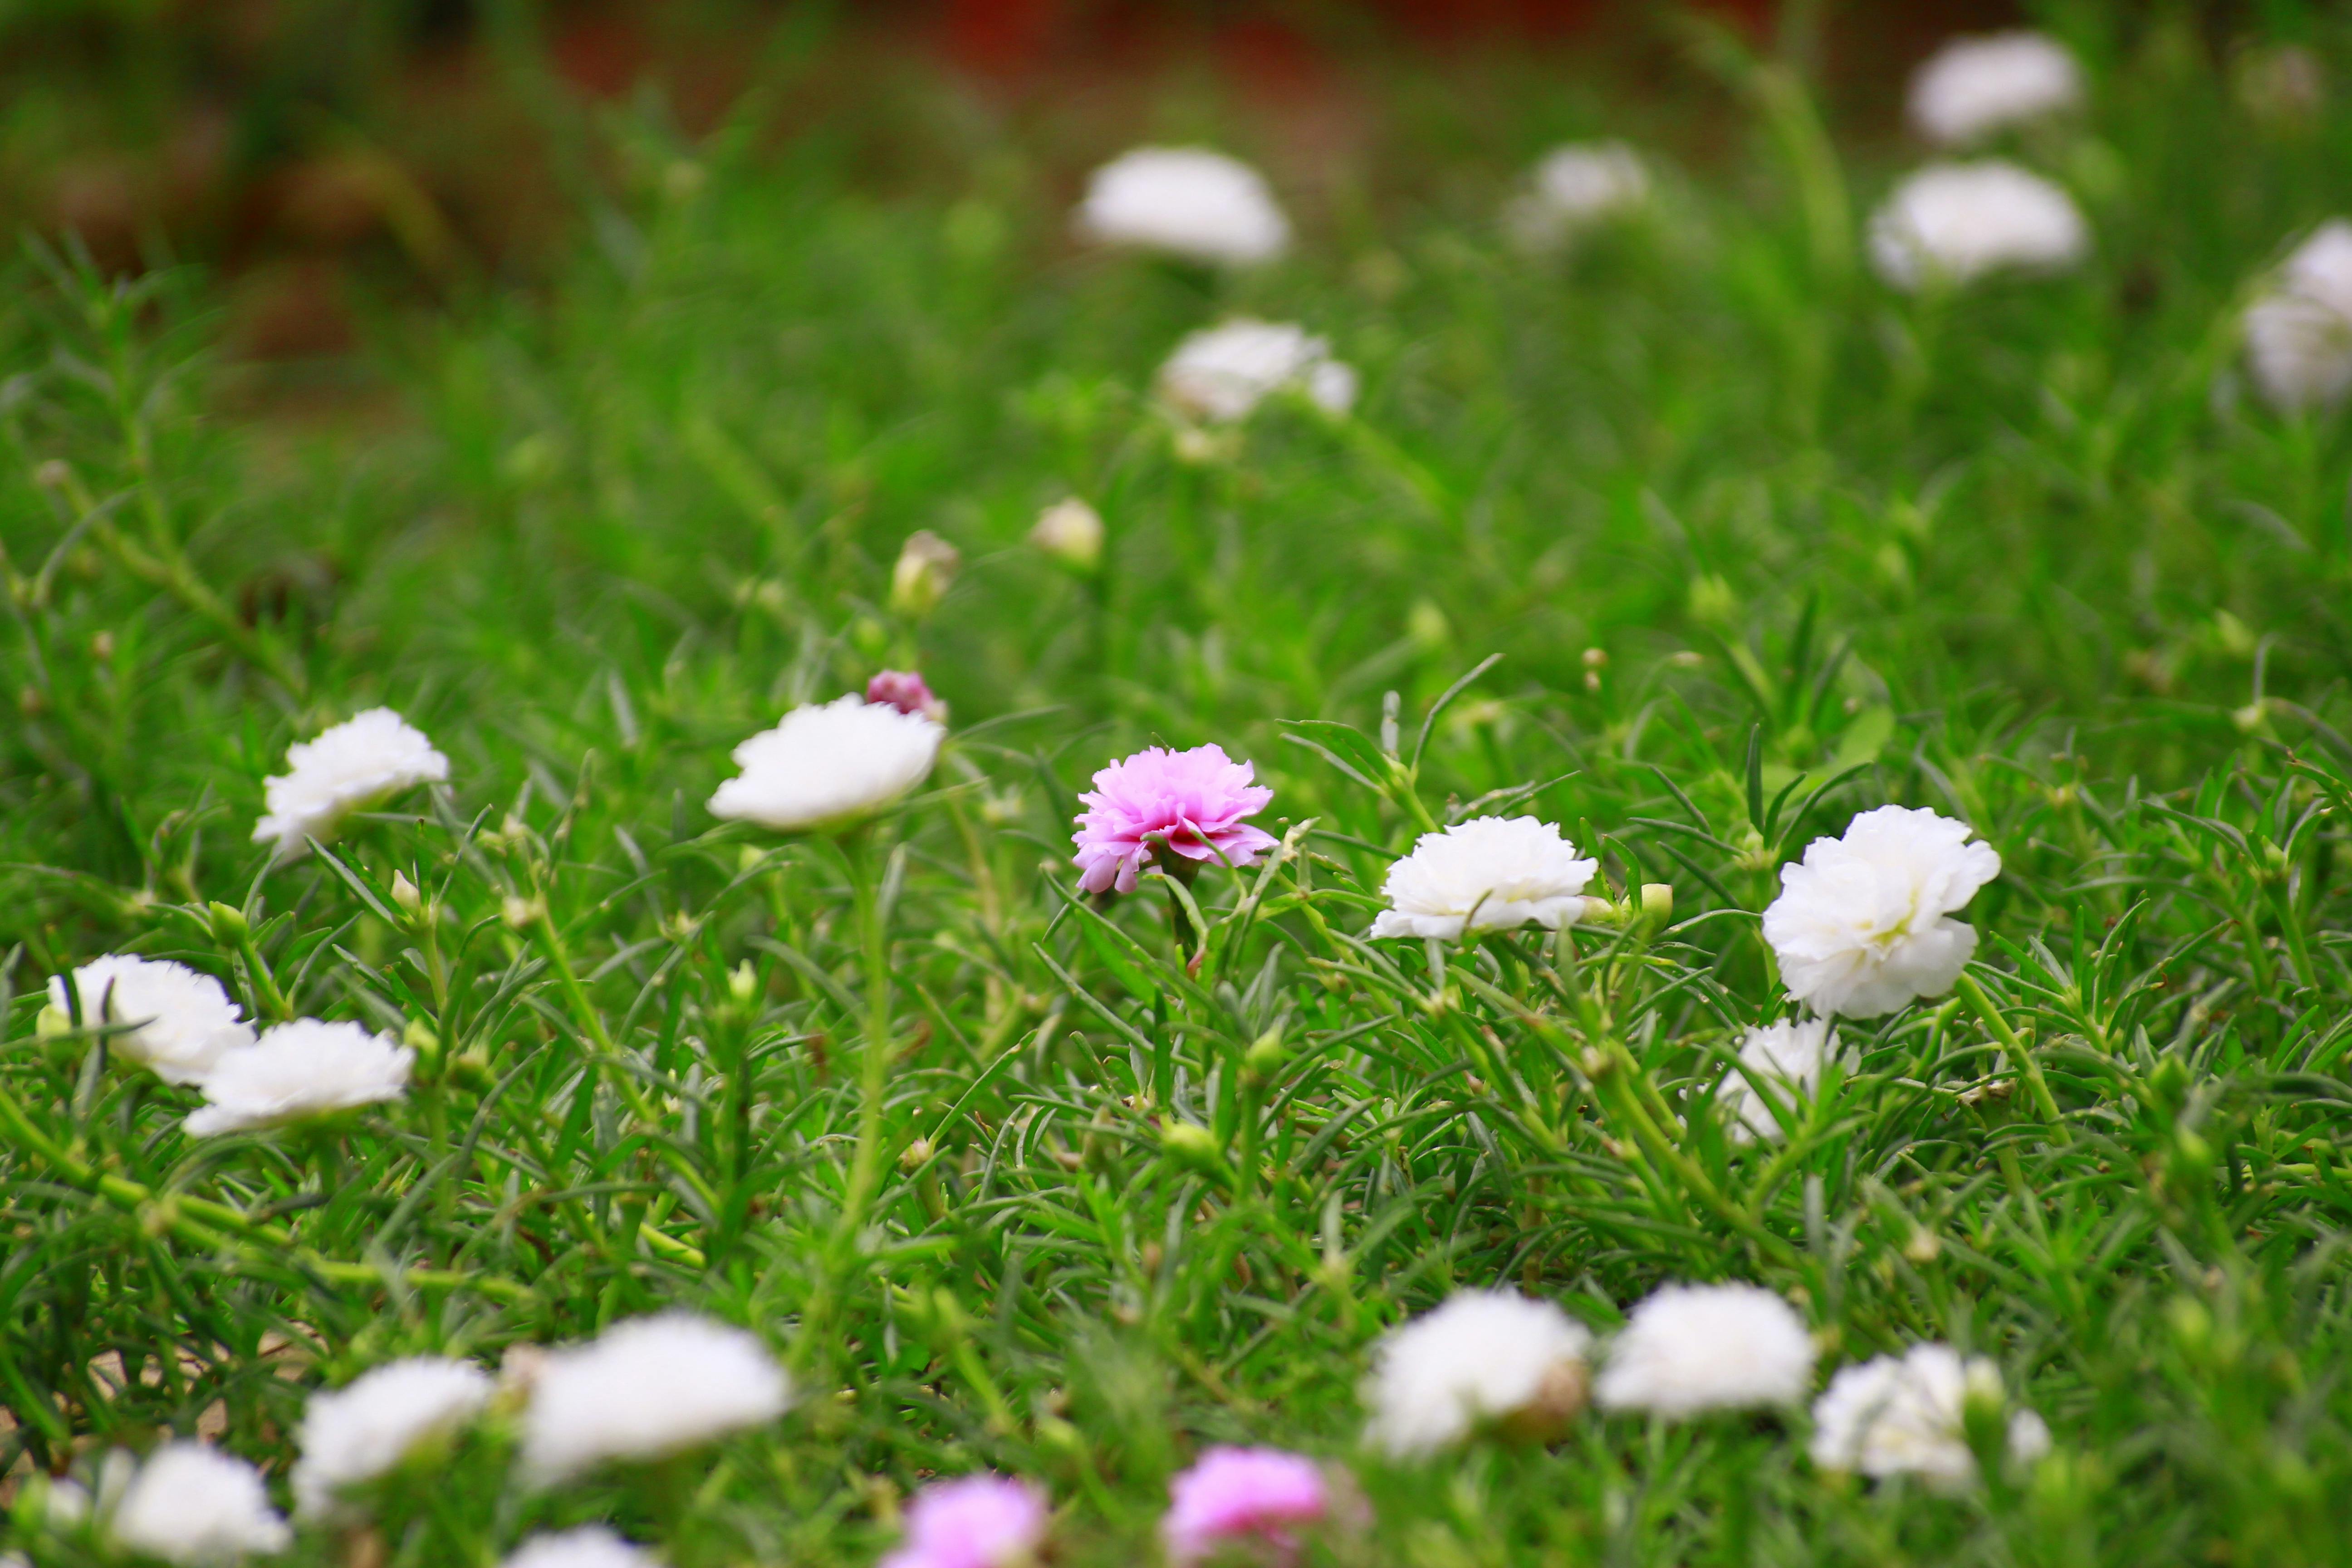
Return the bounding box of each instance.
[5,5,2352,1565]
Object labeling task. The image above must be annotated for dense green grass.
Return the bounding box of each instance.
[7,8,2352,1565]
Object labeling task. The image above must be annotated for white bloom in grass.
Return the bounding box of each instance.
[1159,320,1357,424]
[708,695,944,832]
[1907,32,2083,147]
[1594,1283,1814,1418]
[253,707,449,857]
[1362,1289,1593,1457]
[291,1357,493,1520]
[1720,1018,1835,1144]
[185,1020,413,1137]
[47,956,253,1085]
[519,1310,791,1485]
[500,1529,661,1568]
[1076,147,1290,267]
[1867,162,2088,292]
[1030,497,1105,573]
[1763,805,2001,1019]
[109,1442,291,1563]
[1504,142,1649,250]
[2244,221,2352,412]
[1371,817,1599,942]
[1810,1343,2052,1486]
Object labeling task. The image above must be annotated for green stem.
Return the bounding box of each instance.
[1955,971,2070,1143]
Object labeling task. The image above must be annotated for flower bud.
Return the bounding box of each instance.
[1639,882,1674,925]
[207,901,249,943]
[898,1137,935,1174]
[890,530,961,619]
[728,960,760,1007]
[866,669,948,723]
[389,871,421,916]
[501,894,546,931]
[1029,498,1104,573]
[1687,573,1738,626]
[1161,1119,1223,1171]
[1242,1026,1287,1085]
[35,1004,71,1039]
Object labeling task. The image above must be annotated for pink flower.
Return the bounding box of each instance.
[1071,745,1277,894]
[879,1475,1047,1568]
[867,671,948,724]
[1162,1447,1330,1565]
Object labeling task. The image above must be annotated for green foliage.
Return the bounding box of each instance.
[5,12,2352,1567]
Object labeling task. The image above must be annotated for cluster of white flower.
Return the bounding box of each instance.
[1504,142,1650,251]
[519,1310,793,1484]
[1158,319,1358,423]
[1907,31,2083,147]
[1365,1284,2053,1489]
[48,955,413,1137]
[253,707,449,858]
[1868,162,2089,292]
[1076,147,1291,267]
[2243,220,2352,412]
[291,1356,493,1519]
[1370,815,1599,941]
[709,694,946,832]
[1720,1017,1837,1144]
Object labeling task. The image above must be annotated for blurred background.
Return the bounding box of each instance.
[2,0,2031,365]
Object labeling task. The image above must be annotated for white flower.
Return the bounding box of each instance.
[500,1528,661,1568]
[2244,220,2352,411]
[1593,1283,1814,1418]
[1030,497,1105,573]
[1720,1018,1836,1144]
[1075,147,1290,267]
[1762,805,2001,1019]
[519,1311,792,1485]
[253,708,450,857]
[1370,817,1599,942]
[291,1357,493,1520]
[1810,1344,2051,1487]
[109,1443,291,1564]
[1867,162,2089,291]
[1907,32,2083,147]
[1504,142,1650,250]
[708,695,944,832]
[47,956,253,1085]
[1159,320,1357,423]
[185,1020,414,1137]
[1361,1290,1593,1457]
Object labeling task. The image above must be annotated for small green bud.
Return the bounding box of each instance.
[728,960,759,1008]
[890,530,961,620]
[1639,882,1674,925]
[390,871,421,916]
[35,1004,72,1039]
[207,901,249,943]
[1161,1120,1223,1171]
[1243,1026,1287,1084]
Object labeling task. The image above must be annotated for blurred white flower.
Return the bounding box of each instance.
[1361,1289,1593,1457]
[185,1020,414,1137]
[1075,147,1290,267]
[291,1356,493,1520]
[1159,320,1357,423]
[890,530,962,619]
[1810,1343,2051,1486]
[708,695,944,832]
[109,1442,291,1564]
[1594,1283,1814,1417]
[1867,162,2089,291]
[1762,804,2001,1018]
[1908,32,2083,147]
[500,1528,661,1568]
[47,956,253,1085]
[519,1310,792,1485]
[1720,1018,1835,1144]
[1370,816,1599,941]
[1504,142,1650,250]
[2244,220,2352,411]
[1030,497,1105,573]
[253,708,449,857]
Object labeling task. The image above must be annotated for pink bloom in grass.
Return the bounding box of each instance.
[1162,1447,1330,1566]
[1072,745,1277,894]
[867,670,948,724]
[880,1475,1048,1568]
